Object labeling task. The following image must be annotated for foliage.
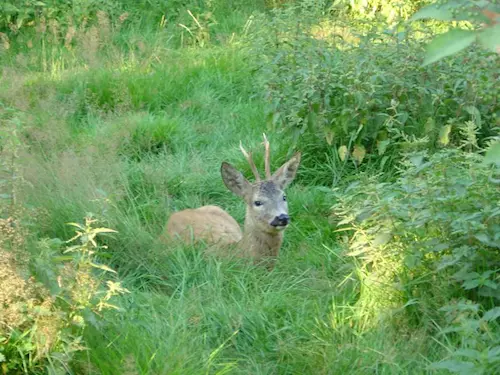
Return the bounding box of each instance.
[0,0,124,33]
[331,0,431,24]
[410,0,500,65]
[0,211,128,373]
[255,5,499,178]
[332,148,500,373]
[0,0,265,44]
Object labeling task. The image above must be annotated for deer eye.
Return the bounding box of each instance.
[283,195,287,201]
[254,201,263,207]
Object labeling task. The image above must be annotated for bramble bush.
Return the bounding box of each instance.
[332,146,500,374]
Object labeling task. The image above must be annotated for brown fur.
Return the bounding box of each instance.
[163,205,242,246]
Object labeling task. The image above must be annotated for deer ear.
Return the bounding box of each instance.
[272,152,301,190]
[221,162,252,199]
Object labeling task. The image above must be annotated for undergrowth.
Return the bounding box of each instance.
[333,149,500,373]
[252,2,499,185]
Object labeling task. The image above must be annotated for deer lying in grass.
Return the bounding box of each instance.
[164,134,301,263]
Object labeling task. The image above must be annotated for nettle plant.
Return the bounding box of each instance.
[256,2,499,177]
[0,215,128,374]
[332,148,500,374]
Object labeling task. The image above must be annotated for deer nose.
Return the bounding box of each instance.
[271,214,289,227]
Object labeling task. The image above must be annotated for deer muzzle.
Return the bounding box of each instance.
[271,214,289,228]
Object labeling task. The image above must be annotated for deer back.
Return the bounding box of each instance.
[164,205,242,246]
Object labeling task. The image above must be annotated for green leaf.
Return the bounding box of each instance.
[410,2,491,23]
[325,130,334,145]
[424,117,435,133]
[484,142,500,166]
[377,139,390,156]
[338,145,348,161]
[479,287,500,299]
[91,228,118,235]
[483,280,497,289]
[488,346,500,360]
[67,222,85,230]
[438,254,461,270]
[454,349,481,360]
[352,145,366,164]
[463,278,480,290]
[483,307,500,321]
[405,253,421,268]
[465,106,481,127]
[373,232,391,246]
[52,256,74,262]
[409,154,424,167]
[90,262,117,274]
[475,233,500,248]
[410,4,455,22]
[307,111,317,130]
[475,233,491,244]
[63,245,83,253]
[423,29,476,66]
[477,24,500,53]
[439,124,452,146]
[430,359,475,374]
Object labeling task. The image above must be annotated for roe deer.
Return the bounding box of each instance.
[163,134,301,262]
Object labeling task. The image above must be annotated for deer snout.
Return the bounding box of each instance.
[271,214,289,227]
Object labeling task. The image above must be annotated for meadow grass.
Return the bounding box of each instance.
[3,2,494,373]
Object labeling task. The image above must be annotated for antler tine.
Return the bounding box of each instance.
[262,133,271,179]
[239,140,261,181]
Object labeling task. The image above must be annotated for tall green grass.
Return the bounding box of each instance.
[80,261,445,374]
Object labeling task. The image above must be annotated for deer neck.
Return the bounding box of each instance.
[239,211,283,259]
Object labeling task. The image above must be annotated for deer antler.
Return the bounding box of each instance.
[262,133,271,179]
[240,141,261,181]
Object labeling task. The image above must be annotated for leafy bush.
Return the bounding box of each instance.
[332,148,500,373]
[0,216,128,374]
[254,3,499,177]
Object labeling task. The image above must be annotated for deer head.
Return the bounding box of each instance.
[221,134,301,235]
